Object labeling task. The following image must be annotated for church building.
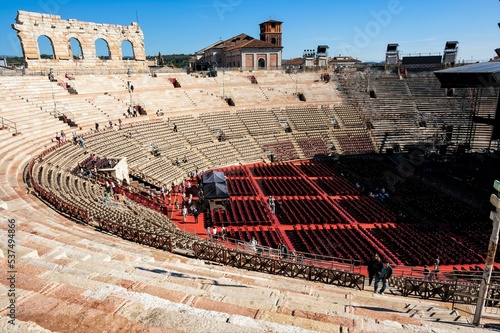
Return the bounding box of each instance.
[192,20,283,71]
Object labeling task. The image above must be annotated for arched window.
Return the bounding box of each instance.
[95,38,111,60]
[271,37,277,45]
[69,37,84,59]
[258,58,266,68]
[37,35,55,59]
[121,40,134,60]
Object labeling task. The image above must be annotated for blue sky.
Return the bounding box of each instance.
[1,0,499,62]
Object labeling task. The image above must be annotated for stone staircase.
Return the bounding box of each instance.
[1,212,492,333]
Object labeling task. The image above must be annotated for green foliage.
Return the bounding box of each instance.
[4,56,24,66]
[2,54,193,68]
[147,54,193,68]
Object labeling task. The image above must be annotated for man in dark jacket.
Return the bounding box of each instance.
[374,260,393,295]
[367,253,381,286]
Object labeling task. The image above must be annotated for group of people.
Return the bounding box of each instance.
[104,179,116,201]
[423,257,440,280]
[206,224,227,241]
[125,107,139,118]
[367,253,393,295]
[55,130,67,144]
[368,254,441,295]
[94,119,124,133]
[175,155,189,167]
[267,195,283,215]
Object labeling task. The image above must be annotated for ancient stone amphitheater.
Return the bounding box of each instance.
[0,68,497,333]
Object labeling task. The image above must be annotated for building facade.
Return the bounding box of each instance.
[192,20,283,71]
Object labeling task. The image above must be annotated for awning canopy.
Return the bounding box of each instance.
[204,182,229,198]
[434,62,500,88]
[203,170,226,183]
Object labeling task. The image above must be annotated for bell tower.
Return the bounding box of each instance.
[259,20,282,46]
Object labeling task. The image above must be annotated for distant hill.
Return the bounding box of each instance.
[0,55,194,68]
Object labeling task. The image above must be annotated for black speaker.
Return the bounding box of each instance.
[445,125,453,141]
[439,145,447,155]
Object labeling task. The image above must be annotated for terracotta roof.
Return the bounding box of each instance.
[225,37,282,51]
[220,33,253,47]
[261,19,283,24]
[196,40,225,54]
[197,32,281,54]
[329,56,361,63]
[282,57,304,66]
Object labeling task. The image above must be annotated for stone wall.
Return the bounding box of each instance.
[12,10,148,74]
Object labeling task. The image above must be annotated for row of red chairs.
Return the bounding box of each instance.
[279,197,345,225]
[296,138,331,158]
[227,227,281,249]
[263,141,301,162]
[367,224,484,266]
[298,161,339,177]
[226,178,258,196]
[260,177,318,196]
[211,198,272,226]
[337,135,375,154]
[314,177,360,196]
[252,162,300,177]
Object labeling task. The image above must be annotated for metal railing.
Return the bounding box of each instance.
[0,117,19,135]
[53,107,76,125]
[199,234,362,274]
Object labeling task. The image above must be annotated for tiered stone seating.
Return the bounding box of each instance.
[330,129,376,154]
[62,74,128,94]
[293,131,331,158]
[406,76,445,97]
[171,114,218,145]
[369,77,411,98]
[198,111,250,139]
[3,208,475,332]
[329,104,366,128]
[228,136,266,163]
[335,67,497,151]
[256,134,301,161]
[237,108,283,135]
[283,105,330,131]
[258,85,299,104]
[198,141,241,169]
[299,81,342,102]
[83,129,150,169]
[1,71,498,332]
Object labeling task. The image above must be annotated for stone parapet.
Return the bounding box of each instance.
[12,10,146,73]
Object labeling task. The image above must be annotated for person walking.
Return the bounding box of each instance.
[374,260,393,295]
[221,225,226,241]
[367,253,381,286]
[182,205,188,223]
[423,265,431,280]
[212,225,218,240]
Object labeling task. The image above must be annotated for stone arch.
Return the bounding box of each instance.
[95,38,112,60]
[121,40,135,60]
[12,10,147,73]
[258,58,266,68]
[68,37,84,60]
[37,35,55,59]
